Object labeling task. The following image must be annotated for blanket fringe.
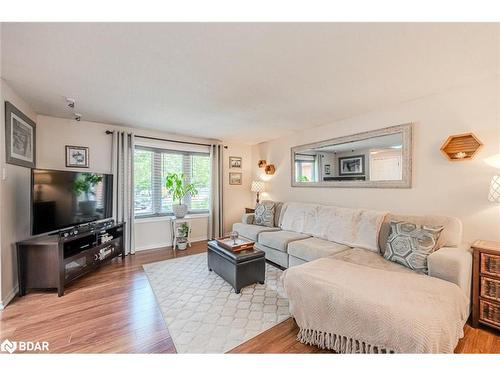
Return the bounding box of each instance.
[297,328,394,354]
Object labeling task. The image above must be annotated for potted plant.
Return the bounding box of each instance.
[72,173,103,215]
[176,222,190,250]
[165,173,198,218]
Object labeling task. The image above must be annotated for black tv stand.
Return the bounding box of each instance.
[17,222,125,297]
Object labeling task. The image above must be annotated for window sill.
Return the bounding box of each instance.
[134,213,210,223]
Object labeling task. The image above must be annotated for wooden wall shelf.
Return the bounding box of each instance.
[440,133,483,161]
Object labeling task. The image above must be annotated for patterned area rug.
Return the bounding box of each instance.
[143,253,290,353]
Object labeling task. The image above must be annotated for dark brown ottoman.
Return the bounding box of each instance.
[207,240,265,293]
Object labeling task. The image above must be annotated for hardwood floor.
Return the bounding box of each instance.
[0,242,206,353]
[1,242,498,354]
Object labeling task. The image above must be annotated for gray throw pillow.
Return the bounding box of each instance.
[254,201,276,227]
[383,220,444,274]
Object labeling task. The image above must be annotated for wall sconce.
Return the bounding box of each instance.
[440,133,483,161]
[265,164,276,175]
[258,159,275,174]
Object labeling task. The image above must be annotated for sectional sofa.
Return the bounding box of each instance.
[232,201,472,353]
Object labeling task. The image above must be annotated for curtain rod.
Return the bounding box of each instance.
[105,130,220,148]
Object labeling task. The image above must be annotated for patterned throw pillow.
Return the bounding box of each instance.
[254,201,276,227]
[383,221,444,274]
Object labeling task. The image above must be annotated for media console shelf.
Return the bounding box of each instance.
[17,222,125,297]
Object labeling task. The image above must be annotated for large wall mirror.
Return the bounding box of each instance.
[291,123,413,188]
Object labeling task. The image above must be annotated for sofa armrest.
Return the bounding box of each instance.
[241,213,255,225]
[427,244,472,300]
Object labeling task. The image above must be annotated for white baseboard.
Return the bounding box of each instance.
[134,236,207,252]
[0,285,19,310]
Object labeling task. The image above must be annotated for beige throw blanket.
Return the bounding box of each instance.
[283,257,469,353]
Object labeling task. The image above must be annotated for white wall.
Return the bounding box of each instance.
[223,142,253,234]
[252,78,500,244]
[0,80,37,307]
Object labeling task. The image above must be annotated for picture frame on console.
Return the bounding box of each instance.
[5,101,36,168]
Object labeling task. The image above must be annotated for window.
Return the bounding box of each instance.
[294,154,318,182]
[134,146,211,217]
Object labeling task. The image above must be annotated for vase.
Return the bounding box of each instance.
[172,203,188,218]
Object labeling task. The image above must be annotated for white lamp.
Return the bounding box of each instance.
[251,180,265,204]
[488,175,500,203]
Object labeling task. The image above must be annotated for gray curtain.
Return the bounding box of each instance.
[209,144,224,239]
[112,131,135,255]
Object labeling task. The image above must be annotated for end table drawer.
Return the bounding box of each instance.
[481,253,500,277]
[479,300,500,327]
[481,277,500,302]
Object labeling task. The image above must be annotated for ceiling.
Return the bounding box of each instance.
[1,23,498,144]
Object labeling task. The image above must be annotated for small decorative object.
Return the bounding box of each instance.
[339,155,365,175]
[229,156,242,169]
[165,173,198,218]
[258,160,267,168]
[216,235,254,252]
[229,231,239,245]
[5,101,36,168]
[488,175,500,203]
[229,172,242,185]
[440,133,483,161]
[251,180,265,204]
[264,164,276,175]
[324,164,331,175]
[66,145,89,168]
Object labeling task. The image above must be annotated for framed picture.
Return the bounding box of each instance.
[66,146,89,168]
[324,164,331,175]
[229,156,242,169]
[229,172,242,185]
[5,101,36,168]
[339,155,365,175]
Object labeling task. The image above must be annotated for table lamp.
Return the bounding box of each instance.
[488,175,500,203]
[251,180,265,204]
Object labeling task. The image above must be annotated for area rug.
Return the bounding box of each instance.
[143,253,290,353]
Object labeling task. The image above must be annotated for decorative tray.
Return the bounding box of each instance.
[216,236,255,252]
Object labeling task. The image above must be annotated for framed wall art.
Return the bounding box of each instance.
[229,156,242,169]
[229,172,242,185]
[66,145,89,168]
[5,101,36,168]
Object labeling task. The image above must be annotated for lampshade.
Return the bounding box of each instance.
[488,175,500,203]
[251,180,265,193]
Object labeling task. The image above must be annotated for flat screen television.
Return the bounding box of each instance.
[31,169,113,235]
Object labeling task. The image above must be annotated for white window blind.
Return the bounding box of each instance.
[134,145,210,218]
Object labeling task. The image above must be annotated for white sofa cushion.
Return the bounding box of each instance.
[258,230,310,252]
[280,202,387,252]
[232,222,280,241]
[288,237,350,262]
